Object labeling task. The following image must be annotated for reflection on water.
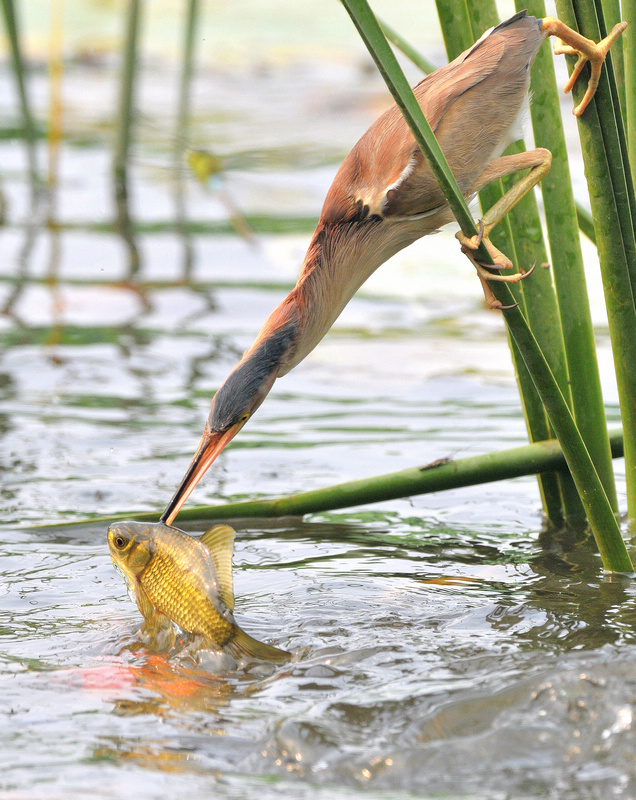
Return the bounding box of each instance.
[1,2,633,798]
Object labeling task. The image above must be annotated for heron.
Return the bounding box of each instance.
[161,10,626,525]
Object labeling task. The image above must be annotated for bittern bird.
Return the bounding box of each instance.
[161,11,626,525]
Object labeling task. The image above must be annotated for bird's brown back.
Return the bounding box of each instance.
[322,12,544,224]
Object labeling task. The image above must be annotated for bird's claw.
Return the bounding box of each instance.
[468,261,534,312]
[457,219,485,252]
[457,224,536,310]
[545,19,628,116]
[475,260,536,281]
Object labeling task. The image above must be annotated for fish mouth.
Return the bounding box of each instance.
[161,424,243,525]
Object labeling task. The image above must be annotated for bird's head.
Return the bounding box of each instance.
[161,320,297,525]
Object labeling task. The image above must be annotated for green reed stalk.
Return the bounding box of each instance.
[47,0,64,227]
[339,0,631,570]
[494,282,630,571]
[600,0,625,119]
[113,0,140,203]
[477,0,590,522]
[1,0,39,193]
[378,17,435,74]
[579,1,636,261]
[59,429,627,528]
[555,0,636,523]
[576,202,596,243]
[626,0,636,187]
[590,0,636,243]
[175,0,199,150]
[436,0,579,524]
[444,0,618,521]
[173,0,200,279]
[434,0,469,59]
[521,0,618,513]
[113,0,141,275]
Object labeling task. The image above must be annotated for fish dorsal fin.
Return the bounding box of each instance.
[200,525,236,610]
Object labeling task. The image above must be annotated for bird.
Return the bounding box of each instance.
[161,10,627,525]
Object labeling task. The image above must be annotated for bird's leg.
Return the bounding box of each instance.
[456,148,552,309]
[541,16,627,116]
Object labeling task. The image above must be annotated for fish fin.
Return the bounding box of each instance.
[135,582,156,621]
[140,614,176,650]
[200,525,236,610]
[226,627,291,664]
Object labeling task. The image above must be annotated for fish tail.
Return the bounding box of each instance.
[227,627,291,664]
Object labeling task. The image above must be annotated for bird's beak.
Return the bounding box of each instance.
[160,422,244,526]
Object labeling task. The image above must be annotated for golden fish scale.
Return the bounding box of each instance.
[139,530,235,647]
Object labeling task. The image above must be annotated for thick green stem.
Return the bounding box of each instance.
[521,0,617,514]
[555,0,636,523]
[495,287,631,571]
[600,0,625,121]
[49,429,627,529]
[438,0,581,523]
[626,0,636,188]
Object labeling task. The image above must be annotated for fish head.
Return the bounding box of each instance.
[107,520,156,582]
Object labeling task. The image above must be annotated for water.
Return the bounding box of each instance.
[2,2,635,798]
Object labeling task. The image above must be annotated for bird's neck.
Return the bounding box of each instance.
[277,217,407,374]
[246,213,419,380]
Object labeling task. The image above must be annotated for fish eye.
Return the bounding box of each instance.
[114,535,127,549]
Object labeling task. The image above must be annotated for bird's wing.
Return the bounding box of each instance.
[384,15,543,220]
[321,13,542,225]
[380,34,510,220]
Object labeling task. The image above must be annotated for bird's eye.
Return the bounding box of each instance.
[114,536,126,549]
[239,413,250,423]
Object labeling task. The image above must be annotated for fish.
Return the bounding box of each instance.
[107,520,290,663]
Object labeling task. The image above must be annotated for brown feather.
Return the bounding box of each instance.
[322,13,544,224]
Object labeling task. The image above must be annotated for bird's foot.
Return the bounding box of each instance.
[542,17,627,116]
[456,224,535,310]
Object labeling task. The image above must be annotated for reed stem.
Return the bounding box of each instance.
[173,0,200,279]
[626,0,636,188]
[55,429,627,529]
[600,0,626,120]
[437,0,581,524]
[378,17,436,74]
[520,0,618,513]
[1,0,40,194]
[555,0,636,523]
[113,0,142,275]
